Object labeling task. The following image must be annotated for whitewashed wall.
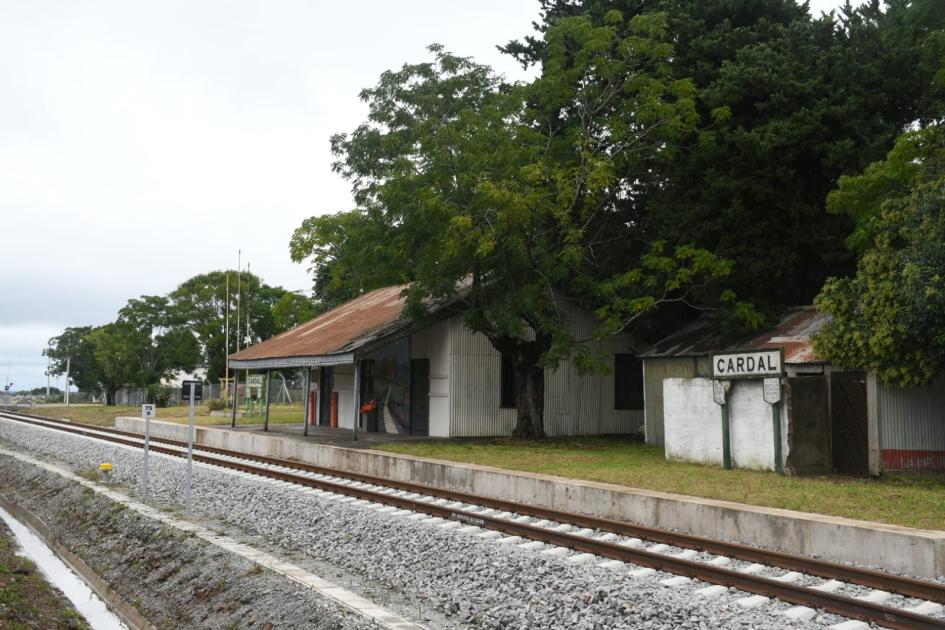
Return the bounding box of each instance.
[410,319,452,437]
[664,377,787,471]
[664,378,723,464]
[333,364,355,430]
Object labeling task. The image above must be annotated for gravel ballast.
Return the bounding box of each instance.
[0,419,860,629]
[0,453,366,628]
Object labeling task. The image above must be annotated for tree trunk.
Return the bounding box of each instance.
[512,363,545,438]
[105,389,115,406]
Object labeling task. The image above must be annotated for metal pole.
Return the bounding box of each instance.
[302,368,310,436]
[721,398,732,470]
[263,369,272,431]
[352,359,360,442]
[64,357,70,406]
[185,383,195,515]
[225,272,230,408]
[772,385,784,474]
[230,372,238,427]
[142,407,151,502]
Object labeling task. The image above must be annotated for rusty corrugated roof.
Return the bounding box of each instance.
[228,284,412,363]
[642,306,830,365]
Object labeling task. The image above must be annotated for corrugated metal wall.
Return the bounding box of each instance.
[642,356,710,446]
[448,316,516,436]
[876,373,945,469]
[448,304,642,437]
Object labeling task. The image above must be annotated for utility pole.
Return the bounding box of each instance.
[225,271,230,407]
[244,260,251,411]
[236,250,241,411]
[64,357,71,406]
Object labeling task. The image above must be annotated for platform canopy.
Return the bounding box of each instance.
[228,284,414,369]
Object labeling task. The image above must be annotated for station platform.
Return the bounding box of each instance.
[224,422,440,449]
[114,415,945,580]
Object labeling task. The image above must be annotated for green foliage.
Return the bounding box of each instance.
[45,269,300,402]
[117,295,202,387]
[293,23,740,435]
[44,326,102,394]
[146,383,177,407]
[86,323,139,402]
[505,0,945,314]
[207,399,226,412]
[271,291,318,332]
[290,211,408,307]
[815,124,945,386]
[169,270,288,381]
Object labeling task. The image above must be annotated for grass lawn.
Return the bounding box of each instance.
[373,437,945,531]
[28,404,304,428]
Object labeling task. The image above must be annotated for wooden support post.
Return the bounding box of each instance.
[230,371,238,428]
[352,359,360,442]
[263,368,272,432]
[721,403,732,470]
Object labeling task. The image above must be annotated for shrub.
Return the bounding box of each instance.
[147,384,177,408]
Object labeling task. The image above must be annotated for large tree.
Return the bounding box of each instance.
[815,123,945,386]
[116,295,202,389]
[169,271,302,381]
[45,326,103,395]
[505,0,945,314]
[85,323,141,404]
[293,18,739,437]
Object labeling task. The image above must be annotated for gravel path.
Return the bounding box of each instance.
[0,419,856,629]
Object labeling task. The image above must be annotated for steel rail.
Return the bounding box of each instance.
[9,410,941,604]
[1,410,943,629]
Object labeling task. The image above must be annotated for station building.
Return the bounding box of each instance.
[641,307,945,475]
[228,285,647,438]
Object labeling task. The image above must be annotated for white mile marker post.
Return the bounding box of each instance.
[141,403,155,502]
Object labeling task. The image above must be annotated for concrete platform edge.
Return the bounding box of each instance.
[116,417,945,579]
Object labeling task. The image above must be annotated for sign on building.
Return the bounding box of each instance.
[763,377,782,404]
[712,379,731,406]
[711,349,784,380]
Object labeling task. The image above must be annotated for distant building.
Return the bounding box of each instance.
[641,307,945,475]
[229,285,647,438]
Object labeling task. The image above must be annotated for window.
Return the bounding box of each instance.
[500,353,518,408]
[614,354,644,410]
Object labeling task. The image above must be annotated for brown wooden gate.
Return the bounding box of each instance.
[830,371,869,475]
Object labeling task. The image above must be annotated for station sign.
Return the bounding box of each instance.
[711,349,784,380]
[246,375,264,389]
[182,380,203,401]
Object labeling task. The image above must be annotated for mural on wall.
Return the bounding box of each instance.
[364,338,411,434]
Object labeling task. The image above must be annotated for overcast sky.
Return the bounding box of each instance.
[0,0,845,391]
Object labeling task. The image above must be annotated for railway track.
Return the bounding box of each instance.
[1,409,943,629]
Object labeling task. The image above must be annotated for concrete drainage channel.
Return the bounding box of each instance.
[1,414,944,629]
[0,502,131,629]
